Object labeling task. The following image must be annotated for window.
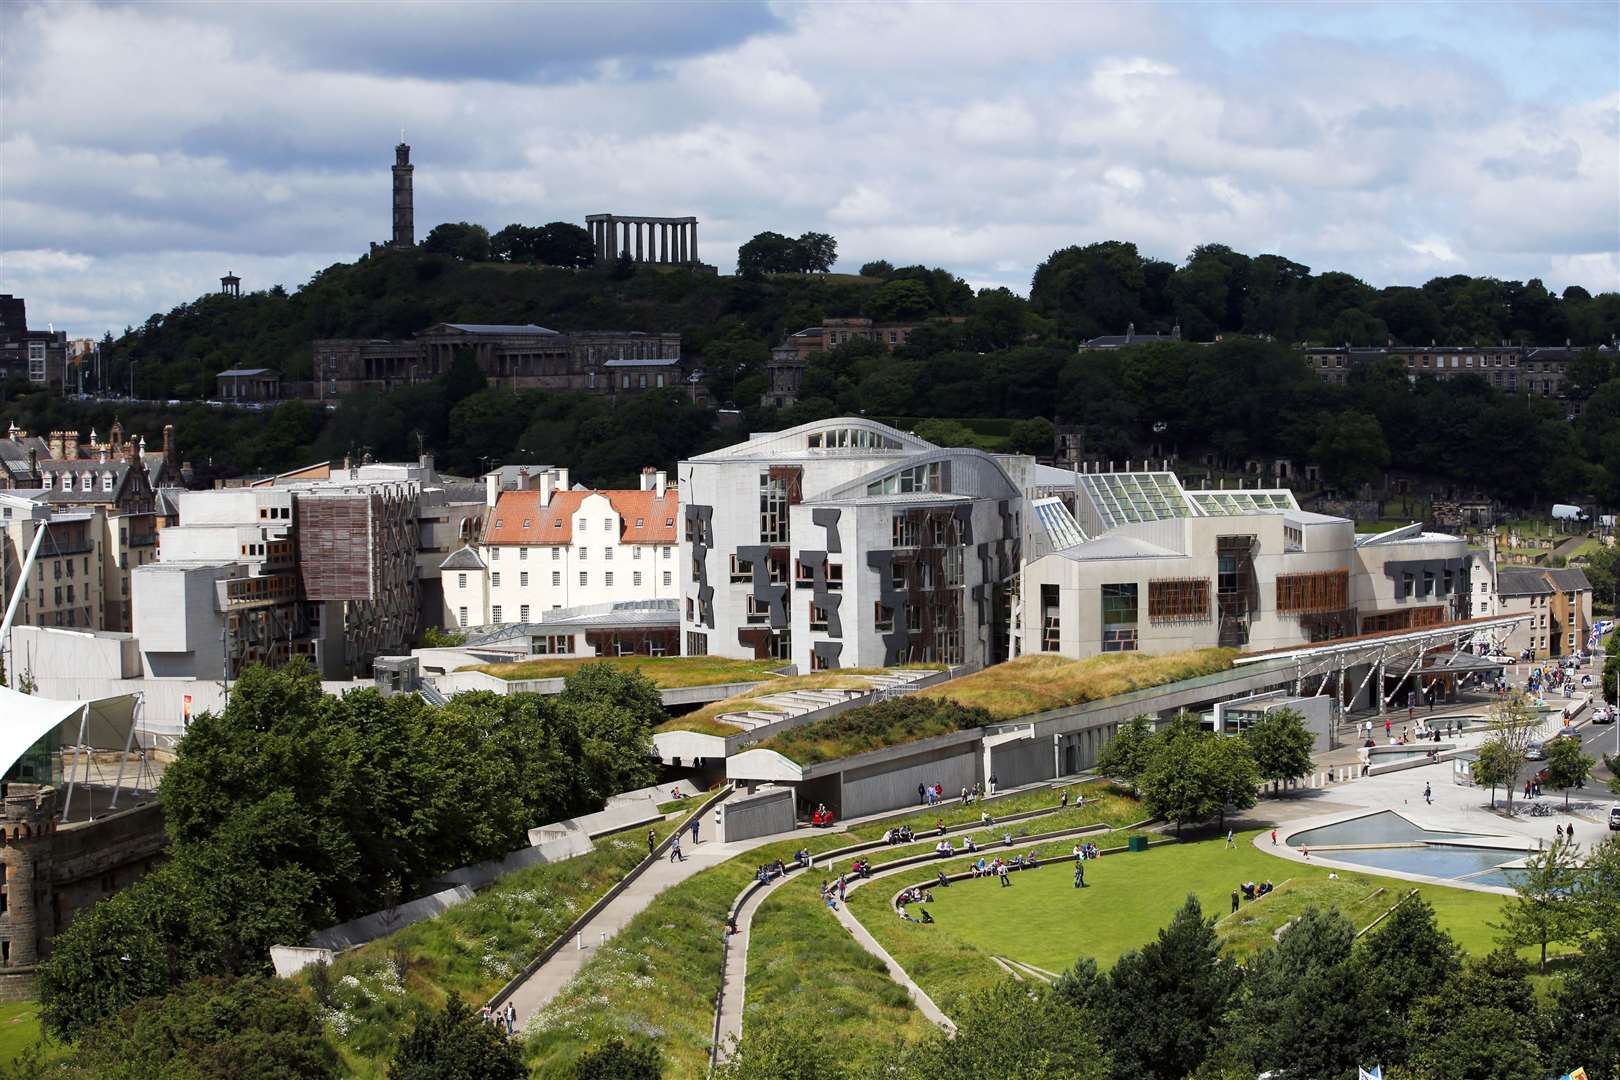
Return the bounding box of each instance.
[745,596,770,624]
[794,559,815,588]
[578,517,587,531]
[522,518,531,529]
[826,563,843,590]
[1148,578,1210,622]
[494,518,504,529]
[605,572,614,587]
[491,572,501,587]
[552,547,560,560]
[490,547,500,561]
[520,547,528,561]
[520,572,529,587]
[663,546,672,559]
[634,572,642,587]
[604,548,613,560]
[686,631,708,655]
[759,472,790,543]
[1041,583,1061,652]
[891,561,908,590]
[635,517,644,528]
[769,629,791,661]
[1101,583,1139,652]
[604,518,613,531]
[532,633,575,655]
[810,604,829,631]
[457,573,467,589]
[579,547,588,560]
[552,571,561,586]
[492,605,503,624]
[579,572,588,587]
[892,514,919,547]
[866,462,942,497]
[1402,572,1415,598]
[1275,570,1348,614]
[874,603,894,631]
[663,571,672,587]
[102,473,114,492]
[520,604,530,622]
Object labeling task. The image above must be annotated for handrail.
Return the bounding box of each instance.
[486,784,732,1014]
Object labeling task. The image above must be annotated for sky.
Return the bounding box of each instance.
[2,0,1617,339]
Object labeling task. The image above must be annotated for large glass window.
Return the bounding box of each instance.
[1101,583,1138,652]
[759,473,790,543]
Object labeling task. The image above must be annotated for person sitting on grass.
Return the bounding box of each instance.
[920,908,935,924]
[1027,850,1040,868]
[936,818,946,836]
[981,809,992,827]
[963,835,977,853]
[796,848,810,869]
[1002,832,1013,847]
[935,839,952,857]
[936,868,950,888]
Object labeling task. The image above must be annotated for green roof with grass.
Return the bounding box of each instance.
[459,655,786,689]
[754,696,990,766]
[653,666,945,737]
[915,647,1239,721]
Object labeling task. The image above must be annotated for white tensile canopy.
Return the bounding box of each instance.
[0,685,142,819]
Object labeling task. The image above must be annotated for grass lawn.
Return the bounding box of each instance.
[0,1001,69,1072]
[316,818,683,1078]
[461,655,786,688]
[855,828,1567,1015]
[653,668,942,737]
[916,648,1238,721]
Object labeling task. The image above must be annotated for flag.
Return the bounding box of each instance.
[1561,1069,1589,1080]
[1359,1067,1383,1080]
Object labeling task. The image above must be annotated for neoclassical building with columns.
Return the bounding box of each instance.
[586,213,701,266]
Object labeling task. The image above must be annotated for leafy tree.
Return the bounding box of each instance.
[911,417,983,448]
[736,231,796,277]
[388,994,525,1080]
[1006,417,1055,456]
[1094,715,1156,792]
[1547,928,1620,1080]
[570,1037,664,1079]
[1406,950,1547,1080]
[1243,707,1316,793]
[859,259,894,278]
[1136,715,1257,832]
[422,222,492,262]
[1353,894,1461,1064]
[67,976,340,1080]
[1544,734,1595,808]
[1226,907,1372,1080]
[1471,737,1519,807]
[868,280,933,322]
[794,232,837,273]
[1496,838,1583,972]
[1483,691,1541,815]
[1099,895,1238,1080]
[1577,836,1620,937]
[899,981,1108,1079]
[1312,410,1390,490]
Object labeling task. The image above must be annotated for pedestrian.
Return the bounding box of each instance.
[918,782,927,806]
[1567,824,1574,844]
[669,835,684,863]
[998,861,1011,887]
[1226,829,1235,849]
[647,829,656,856]
[1270,829,1277,846]
[1556,823,1565,842]
[505,1001,517,1033]
[1232,888,1240,913]
[1423,783,1432,805]
[1075,862,1085,888]
[1385,719,1392,739]
[989,773,998,795]
[691,817,700,845]
[1060,788,1069,808]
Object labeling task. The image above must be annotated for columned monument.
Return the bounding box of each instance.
[585,214,699,266]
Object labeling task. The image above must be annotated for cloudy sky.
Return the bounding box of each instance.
[2,0,1616,338]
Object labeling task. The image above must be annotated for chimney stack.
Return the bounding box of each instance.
[640,466,656,492]
[656,470,667,498]
[539,468,554,507]
[555,467,569,492]
[485,471,500,510]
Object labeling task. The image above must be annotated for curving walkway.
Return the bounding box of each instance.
[711,804,1122,1061]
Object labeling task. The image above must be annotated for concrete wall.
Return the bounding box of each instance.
[988,731,1056,789]
[719,786,794,842]
[841,741,978,819]
[308,885,476,951]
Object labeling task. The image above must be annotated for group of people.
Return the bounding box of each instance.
[967,851,1037,884]
[1071,841,1100,861]
[1231,880,1275,910]
[480,1001,519,1037]
[882,824,917,845]
[754,859,788,884]
[809,803,836,827]
[917,777,1001,808]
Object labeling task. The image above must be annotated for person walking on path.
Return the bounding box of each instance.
[1385,719,1392,740]
[918,782,928,806]
[690,817,700,845]
[998,862,1011,887]
[1270,829,1277,846]
[1226,829,1235,848]
[669,835,685,863]
[1232,888,1240,913]
[1424,783,1432,805]
[647,829,656,856]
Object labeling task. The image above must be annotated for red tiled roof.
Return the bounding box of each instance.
[483,488,678,546]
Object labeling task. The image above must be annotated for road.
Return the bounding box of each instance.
[1579,714,1618,785]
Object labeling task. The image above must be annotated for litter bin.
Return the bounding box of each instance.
[1127,836,1149,853]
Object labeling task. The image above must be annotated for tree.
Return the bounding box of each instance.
[536,222,597,268]
[1496,838,1583,972]
[868,279,933,322]
[1484,691,1541,815]
[1007,417,1055,456]
[898,981,1108,1079]
[1547,928,1620,1079]
[388,994,525,1080]
[714,1017,849,1080]
[1100,896,1238,1080]
[859,259,894,278]
[1135,716,1258,832]
[1095,715,1156,792]
[422,222,492,262]
[1204,732,1261,828]
[571,1037,664,1079]
[1471,738,1519,808]
[793,232,837,273]
[1576,837,1620,937]
[1312,410,1390,490]
[1544,734,1595,808]
[1353,894,1461,1064]
[66,976,340,1080]
[1243,707,1316,793]
[1406,949,1547,1080]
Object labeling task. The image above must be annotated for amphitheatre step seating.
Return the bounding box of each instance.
[710,668,937,732]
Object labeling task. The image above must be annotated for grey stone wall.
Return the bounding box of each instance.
[720,787,795,843]
[841,743,978,819]
[990,735,1055,790]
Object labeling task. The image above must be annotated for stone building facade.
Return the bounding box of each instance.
[310,323,688,400]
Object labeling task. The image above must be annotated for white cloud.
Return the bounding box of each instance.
[1,1,1615,337]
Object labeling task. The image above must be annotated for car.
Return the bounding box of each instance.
[1525,741,1546,761]
[1592,705,1614,724]
[1610,805,1620,832]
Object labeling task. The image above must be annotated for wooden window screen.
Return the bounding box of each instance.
[1276,570,1349,614]
[1148,578,1211,623]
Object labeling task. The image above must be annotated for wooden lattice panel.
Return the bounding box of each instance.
[1148,578,1211,623]
[1275,569,1349,614]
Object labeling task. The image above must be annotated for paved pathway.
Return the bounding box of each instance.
[507,831,779,1029]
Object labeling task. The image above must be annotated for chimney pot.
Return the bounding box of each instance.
[655,470,667,499]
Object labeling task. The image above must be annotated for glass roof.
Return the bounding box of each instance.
[1188,491,1299,516]
[1079,472,1193,528]
[1032,497,1087,550]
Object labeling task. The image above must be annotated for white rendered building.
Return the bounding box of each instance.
[1020,470,1474,658]
[442,466,680,631]
[679,418,1028,671]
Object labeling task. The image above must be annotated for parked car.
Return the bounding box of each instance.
[1592,705,1614,724]
[1525,741,1546,761]
[1610,805,1620,832]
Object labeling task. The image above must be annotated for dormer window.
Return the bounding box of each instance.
[60,474,73,492]
[41,474,52,490]
[494,519,504,528]
[102,473,114,492]
[635,518,644,527]
[522,519,531,529]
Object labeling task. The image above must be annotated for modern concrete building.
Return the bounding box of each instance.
[680,418,1028,672]
[443,465,680,631]
[1020,470,1473,658]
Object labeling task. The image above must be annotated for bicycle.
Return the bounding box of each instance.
[1527,803,1553,818]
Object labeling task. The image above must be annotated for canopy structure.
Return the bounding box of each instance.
[0,686,143,820]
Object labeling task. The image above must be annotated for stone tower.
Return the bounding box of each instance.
[392,142,415,248]
[0,785,57,972]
